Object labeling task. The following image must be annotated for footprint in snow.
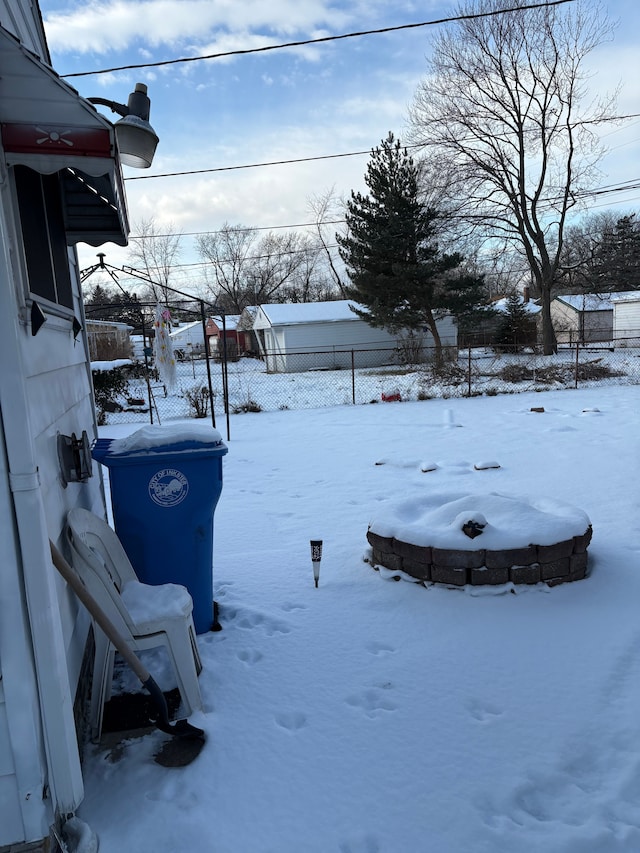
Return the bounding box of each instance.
[236,649,263,665]
[365,641,396,656]
[467,698,504,722]
[275,711,307,731]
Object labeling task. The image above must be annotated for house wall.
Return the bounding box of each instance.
[613,300,640,345]
[86,321,133,360]
[260,313,458,374]
[1,0,47,50]
[264,319,398,373]
[0,165,104,844]
[0,7,111,839]
[583,311,613,342]
[170,322,205,352]
[550,300,578,343]
[551,300,613,344]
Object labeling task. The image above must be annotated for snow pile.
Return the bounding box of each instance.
[109,422,223,454]
[120,580,193,624]
[369,491,590,549]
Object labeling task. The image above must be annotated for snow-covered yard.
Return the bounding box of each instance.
[80,384,640,852]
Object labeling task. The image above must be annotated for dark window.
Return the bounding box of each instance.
[14,165,73,309]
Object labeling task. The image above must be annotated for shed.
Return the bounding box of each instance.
[86,319,133,360]
[612,292,640,347]
[206,314,249,359]
[0,6,135,849]
[550,292,633,344]
[169,319,206,356]
[252,300,457,373]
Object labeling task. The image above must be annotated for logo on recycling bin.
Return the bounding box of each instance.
[148,468,189,507]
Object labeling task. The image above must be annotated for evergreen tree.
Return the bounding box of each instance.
[592,214,640,292]
[439,272,495,343]
[84,285,144,329]
[493,293,536,352]
[337,132,467,357]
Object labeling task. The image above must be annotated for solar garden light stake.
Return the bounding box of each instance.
[310,540,323,588]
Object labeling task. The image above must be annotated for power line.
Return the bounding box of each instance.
[125,116,640,182]
[129,221,345,239]
[125,150,376,181]
[60,0,575,79]
[123,180,639,243]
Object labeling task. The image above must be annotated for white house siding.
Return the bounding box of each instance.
[0,4,124,844]
[0,205,97,844]
[550,299,579,343]
[1,0,47,50]
[0,404,52,847]
[254,301,457,374]
[550,293,639,344]
[613,296,640,346]
[170,320,205,352]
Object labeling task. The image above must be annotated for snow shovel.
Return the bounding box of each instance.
[49,540,205,754]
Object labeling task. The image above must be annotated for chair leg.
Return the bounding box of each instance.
[189,624,203,675]
[160,622,203,717]
[91,629,115,743]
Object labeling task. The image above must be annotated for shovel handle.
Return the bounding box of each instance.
[49,540,150,685]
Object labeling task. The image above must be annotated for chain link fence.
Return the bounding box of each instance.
[92,334,640,437]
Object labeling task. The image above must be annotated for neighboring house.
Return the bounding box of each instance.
[206,314,248,359]
[85,319,133,360]
[252,300,457,373]
[612,292,640,347]
[169,319,206,357]
[550,292,635,344]
[236,306,260,355]
[0,5,136,849]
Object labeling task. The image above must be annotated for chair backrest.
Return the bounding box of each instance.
[66,508,140,637]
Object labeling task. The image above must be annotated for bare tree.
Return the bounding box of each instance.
[409,0,616,353]
[308,187,348,296]
[248,231,320,305]
[126,216,183,305]
[196,225,326,311]
[197,224,257,312]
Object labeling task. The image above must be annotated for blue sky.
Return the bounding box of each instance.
[38,0,640,289]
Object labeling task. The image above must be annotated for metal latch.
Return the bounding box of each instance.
[57,431,93,486]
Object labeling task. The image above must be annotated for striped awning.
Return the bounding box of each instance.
[0,25,129,246]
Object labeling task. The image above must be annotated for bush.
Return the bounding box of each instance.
[576,361,624,381]
[92,366,129,424]
[184,384,212,418]
[232,399,262,414]
[498,364,534,383]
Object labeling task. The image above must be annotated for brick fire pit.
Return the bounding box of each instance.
[367,492,592,587]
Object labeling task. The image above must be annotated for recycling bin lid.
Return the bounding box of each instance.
[92,423,227,463]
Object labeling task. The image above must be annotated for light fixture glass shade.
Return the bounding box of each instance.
[114,114,159,168]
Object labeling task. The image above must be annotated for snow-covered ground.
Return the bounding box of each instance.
[80,385,640,852]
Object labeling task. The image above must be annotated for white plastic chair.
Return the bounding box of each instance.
[66,507,203,742]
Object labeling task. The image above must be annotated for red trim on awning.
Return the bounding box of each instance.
[1,123,112,158]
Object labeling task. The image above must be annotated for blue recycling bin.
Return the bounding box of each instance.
[92,426,228,633]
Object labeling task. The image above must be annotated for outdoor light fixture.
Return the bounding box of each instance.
[88,83,159,169]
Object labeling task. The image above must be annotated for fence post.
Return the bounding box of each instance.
[467,348,472,398]
[574,341,579,389]
[351,350,356,404]
[200,300,217,429]
[141,313,154,425]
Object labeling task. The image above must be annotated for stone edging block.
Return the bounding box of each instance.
[367,525,592,587]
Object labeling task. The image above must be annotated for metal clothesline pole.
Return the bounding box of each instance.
[81,256,229,439]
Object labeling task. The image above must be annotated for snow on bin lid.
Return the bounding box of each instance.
[106,423,225,456]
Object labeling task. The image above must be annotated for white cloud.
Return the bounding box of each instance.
[43,0,353,54]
